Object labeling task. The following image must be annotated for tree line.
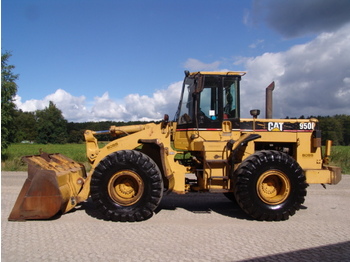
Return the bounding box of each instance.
[12,105,153,144]
[12,108,350,145]
[285,114,350,146]
[316,115,350,146]
[1,52,155,157]
[2,52,349,158]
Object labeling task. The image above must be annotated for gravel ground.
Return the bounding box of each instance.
[2,171,350,262]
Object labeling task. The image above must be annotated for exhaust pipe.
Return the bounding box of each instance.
[265,81,275,119]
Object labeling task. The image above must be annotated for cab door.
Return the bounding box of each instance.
[173,73,241,150]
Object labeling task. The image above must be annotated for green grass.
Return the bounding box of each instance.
[2,143,349,174]
[2,143,89,171]
[329,146,350,174]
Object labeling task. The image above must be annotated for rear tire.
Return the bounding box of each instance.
[90,150,163,222]
[223,192,238,205]
[233,150,307,221]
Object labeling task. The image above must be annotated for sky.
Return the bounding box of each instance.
[2,0,350,122]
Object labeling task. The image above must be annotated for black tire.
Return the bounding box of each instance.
[223,192,238,205]
[233,150,307,221]
[90,150,163,222]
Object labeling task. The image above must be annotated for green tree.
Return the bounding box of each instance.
[340,115,350,145]
[13,110,37,142]
[67,130,84,143]
[36,101,68,144]
[319,116,344,145]
[1,52,19,156]
[333,114,350,146]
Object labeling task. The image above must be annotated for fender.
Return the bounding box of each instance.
[138,139,175,192]
[227,133,261,164]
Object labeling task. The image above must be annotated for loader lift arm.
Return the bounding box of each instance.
[9,70,342,223]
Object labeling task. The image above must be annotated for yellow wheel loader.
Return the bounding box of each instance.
[9,71,342,222]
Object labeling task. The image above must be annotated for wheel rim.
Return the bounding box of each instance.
[108,170,144,206]
[256,170,291,205]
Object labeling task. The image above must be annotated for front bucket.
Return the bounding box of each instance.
[8,152,86,221]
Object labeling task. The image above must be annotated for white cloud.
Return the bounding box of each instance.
[14,96,46,112]
[124,81,183,121]
[14,82,183,122]
[89,92,128,121]
[239,23,350,118]
[14,89,89,122]
[14,24,350,122]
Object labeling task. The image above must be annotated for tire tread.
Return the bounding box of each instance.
[90,150,163,222]
[234,150,307,221]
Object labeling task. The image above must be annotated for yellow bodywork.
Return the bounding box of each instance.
[9,70,342,222]
[81,116,341,200]
[84,123,188,194]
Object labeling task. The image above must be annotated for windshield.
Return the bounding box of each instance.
[223,78,238,119]
[176,77,194,124]
[199,76,239,123]
[176,74,240,127]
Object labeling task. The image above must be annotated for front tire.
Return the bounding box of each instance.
[90,150,163,222]
[233,150,307,221]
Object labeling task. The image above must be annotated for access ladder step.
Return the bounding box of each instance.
[205,160,228,164]
[208,189,230,193]
[209,176,229,181]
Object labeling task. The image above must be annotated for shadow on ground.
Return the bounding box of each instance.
[157,192,254,220]
[77,192,256,221]
[240,241,350,262]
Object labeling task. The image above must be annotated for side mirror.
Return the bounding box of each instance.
[161,114,169,129]
[250,109,260,119]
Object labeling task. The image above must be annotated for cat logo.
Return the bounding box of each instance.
[268,122,283,131]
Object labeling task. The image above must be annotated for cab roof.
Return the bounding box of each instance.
[189,71,246,76]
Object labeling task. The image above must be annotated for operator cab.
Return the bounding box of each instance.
[175,71,245,130]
